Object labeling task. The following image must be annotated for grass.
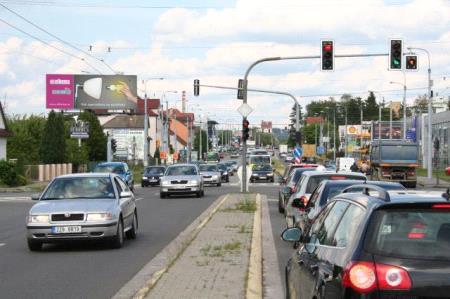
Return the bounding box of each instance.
[199,241,242,258]
[416,168,450,182]
[221,200,257,213]
[132,164,145,184]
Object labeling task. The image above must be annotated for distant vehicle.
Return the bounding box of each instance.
[26,173,137,251]
[224,160,237,173]
[217,163,230,182]
[279,144,288,154]
[206,151,220,163]
[446,166,450,176]
[198,164,221,186]
[94,162,134,191]
[336,157,356,172]
[160,164,204,198]
[251,149,269,156]
[249,154,271,165]
[250,164,274,182]
[141,166,166,187]
[283,186,450,299]
[230,152,240,158]
[370,140,419,188]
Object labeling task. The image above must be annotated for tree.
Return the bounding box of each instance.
[78,110,107,161]
[193,129,207,159]
[287,104,303,148]
[364,92,380,121]
[153,147,161,165]
[40,110,65,163]
[65,139,89,172]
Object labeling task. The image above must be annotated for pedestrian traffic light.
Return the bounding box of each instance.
[111,138,117,153]
[389,39,403,70]
[242,119,250,142]
[405,55,418,70]
[194,79,200,96]
[321,40,334,71]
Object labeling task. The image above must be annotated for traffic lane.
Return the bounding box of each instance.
[0,183,239,299]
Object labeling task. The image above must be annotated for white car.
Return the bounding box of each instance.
[284,171,366,227]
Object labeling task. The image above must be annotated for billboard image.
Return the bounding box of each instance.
[46,74,138,110]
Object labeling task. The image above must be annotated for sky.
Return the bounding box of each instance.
[0,0,449,128]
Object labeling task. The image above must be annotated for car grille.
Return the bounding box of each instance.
[171,180,188,184]
[51,213,84,221]
[203,176,212,179]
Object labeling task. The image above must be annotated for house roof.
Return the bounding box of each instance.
[0,102,12,138]
[168,118,189,145]
[137,98,161,115]
[164,108,195,122]
[103,115,146,129]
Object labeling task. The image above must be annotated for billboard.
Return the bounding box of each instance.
[46,74,138,110]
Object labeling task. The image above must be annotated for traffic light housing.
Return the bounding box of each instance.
[321,40,334,71]
[405,55,418,70]
[242,119,250,142]
[111,138,117,153]
[194,79,200,96]
[389,39,403,70]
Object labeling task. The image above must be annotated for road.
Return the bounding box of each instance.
[0,179,239,299]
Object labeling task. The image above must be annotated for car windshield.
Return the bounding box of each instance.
[366,208,450,260]
[199,164,217,172]
[306,175,364,193]
[145,167,165,175]
[41,177,115,200]
[94,164,125,174]
[253,164,271,171]
[166,166,197,176]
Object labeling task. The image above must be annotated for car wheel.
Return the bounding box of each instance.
[217,183,221,187]
[111,219,124,249]
[201,189,205,197]
[226,177,229,183]
[160,192,166,199]
[196,191,201,198]
[141,183,145,188]
[126,211,138,239]
[278,197,285,214]
[27,239,42,251]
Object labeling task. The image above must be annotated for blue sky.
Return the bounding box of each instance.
[0,0,449,127]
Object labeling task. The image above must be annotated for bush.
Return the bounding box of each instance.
[17,175,28,186]
[0,160,19,186]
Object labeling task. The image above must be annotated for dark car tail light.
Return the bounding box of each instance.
[343,261,411,294]
[433,204,450,209]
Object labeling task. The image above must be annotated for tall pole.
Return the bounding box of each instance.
[143,92,149,167]
[344,105,348,157]
[165,101,169,164]
[174,112,178,154]
[295,102,300,147]
[333,109,336,161]
[360,100,363,155]
[403,78,407,139]
[206,117,209,154]
[390,101,393,140]
[199,121,202,161]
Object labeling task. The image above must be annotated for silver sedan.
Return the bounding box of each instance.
[198,164,222,186]
[26,173,138,251]
[160,164,204,198]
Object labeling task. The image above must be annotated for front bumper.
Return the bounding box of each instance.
[161,185,201,194]
[251,175,274,181]
[27,221,118,242]
[202,177,220,185]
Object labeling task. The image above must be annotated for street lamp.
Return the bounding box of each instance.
[389,75,407,139]
[407,47,432,178]
[162,90,177,157]
[141,77,164,166]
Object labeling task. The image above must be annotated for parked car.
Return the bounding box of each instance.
[160,164,204,198]
[282,186,450,299]
[26,173,138,251]
[250,164,274,183]
[223,162,234,176]
[94,162,134,191]
[285,171,366,227]
[217,163,230,182]
[141,166,166,187]
[278,168,316,214]
[295,180,406,234]
[281,164,319,182]
[198,164,221,186]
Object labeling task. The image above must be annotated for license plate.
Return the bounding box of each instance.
[150,179,158,182]
[52,226,82,234]
[260,177,267,179]
[175,185,186,189]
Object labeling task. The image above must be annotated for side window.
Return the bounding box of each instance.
[332,204,365,247]
[116,177,129,193]
[316,201,349,246]
[310,201,336,236]
[307,184,323,209]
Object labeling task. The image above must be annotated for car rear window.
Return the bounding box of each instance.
[306,175,364,194]
[366,208,450,260]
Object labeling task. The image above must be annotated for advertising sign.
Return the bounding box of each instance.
[109,129,144,160]
[70,121,89,139]
[46,74,138,110]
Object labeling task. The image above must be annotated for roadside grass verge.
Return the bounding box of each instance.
[416,168,450,182]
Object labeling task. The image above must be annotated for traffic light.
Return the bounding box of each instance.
[111,138,117,153]
[321,40,334,71]
[389,39,403,70]
[405,55,418,70]
[194,79,200,96]
[242,119,250,142]
[237,79,246,100]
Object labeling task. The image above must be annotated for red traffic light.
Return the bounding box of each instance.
[323,44,332,51]
[243,119,249,128]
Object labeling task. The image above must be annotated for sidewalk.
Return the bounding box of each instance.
[145,193,258,299]
[417,176,449,188]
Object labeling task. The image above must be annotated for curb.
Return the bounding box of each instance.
[112,194,229,299]
[246,194,262,299]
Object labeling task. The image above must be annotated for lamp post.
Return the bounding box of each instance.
[141,77,164,167]
[407,47,432,179]
[370,91,385,140]
[390,75,407,139]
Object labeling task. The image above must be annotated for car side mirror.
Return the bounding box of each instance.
[120,191,132,198]
[31,193,40,200]
[292,198,306,209]
[281,227,302,242]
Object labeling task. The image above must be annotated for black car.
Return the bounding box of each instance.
[250,164,274,182]
[141,166,166,187]
[278,168,316,214]
[283,185,450,299]
[295,180,406,234]
[223,161,235,176]
[217,163,229,182]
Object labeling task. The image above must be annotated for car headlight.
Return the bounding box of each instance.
[142,176,148,180]
[252,173,259,176]
[190,180,199,185]
[28,214,49,223]
[267,173,274,176]
[212,175,219,179]
[161,181,170,186]
[86,213,114,221]
[224,172,228,176]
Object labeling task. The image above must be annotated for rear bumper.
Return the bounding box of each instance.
[26,222,118,242]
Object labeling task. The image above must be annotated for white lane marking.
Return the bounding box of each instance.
[0,243,5,247]
[0,197,31,202]
[136,197,143,201]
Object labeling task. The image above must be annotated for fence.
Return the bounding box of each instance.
[24,163,73,182]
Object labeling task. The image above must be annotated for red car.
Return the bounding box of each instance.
[446,166,450,176]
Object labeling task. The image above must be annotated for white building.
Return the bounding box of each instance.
[0,102,12,160]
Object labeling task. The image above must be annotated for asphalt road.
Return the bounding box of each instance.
[0,179,239,299]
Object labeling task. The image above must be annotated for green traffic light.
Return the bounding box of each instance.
[393,59,400,65]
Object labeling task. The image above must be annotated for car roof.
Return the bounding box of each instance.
[302,170,365,177]
[167,163,197,167]
[56,173,114,179]
[96,162,125,166]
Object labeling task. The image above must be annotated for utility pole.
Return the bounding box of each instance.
[199,121,203,161]
[344,105,348,157]
[390,101,393,140]
[333,109,336,161]
[143,91,149,167]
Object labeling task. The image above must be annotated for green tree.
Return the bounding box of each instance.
[65,139,89,172]
[78,111,107,161]
[193,129,207,159]
[364,92,380,121]
[287,104,303,148]
[40,110,65,163]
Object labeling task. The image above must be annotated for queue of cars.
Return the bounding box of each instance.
[278,160,450,298]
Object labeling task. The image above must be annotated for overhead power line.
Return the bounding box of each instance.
[0,3,116,74]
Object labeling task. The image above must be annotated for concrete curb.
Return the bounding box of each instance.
[246,194,262,299]
[112,194,229,299]
[261,196,285,298]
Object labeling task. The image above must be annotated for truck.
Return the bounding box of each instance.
[369,140,419,188]
[279,144,288,154]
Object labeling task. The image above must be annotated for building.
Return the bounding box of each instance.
[423,110,450,168]
[261,121,272,133]
[0,102,12,160]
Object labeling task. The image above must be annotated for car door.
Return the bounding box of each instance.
[299,201,350,299]
[115,177,134,228]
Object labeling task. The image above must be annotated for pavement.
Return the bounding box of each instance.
[417,176,450,189]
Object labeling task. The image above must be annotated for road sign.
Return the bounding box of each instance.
[237,79,246,100]
[160,151,167,160]
[293,147,303,158]
[70,121,89,139]
[317,146,325,155]
[237,103,253,117]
